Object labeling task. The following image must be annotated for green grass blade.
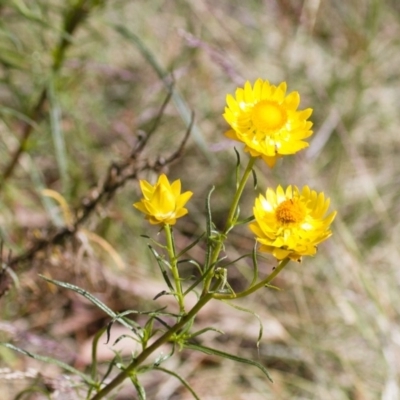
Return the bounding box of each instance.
[48,78,69,192]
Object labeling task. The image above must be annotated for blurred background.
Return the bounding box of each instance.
[1,0,400,399]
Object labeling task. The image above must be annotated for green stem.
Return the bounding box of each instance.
[202,156,256,294]
[89,293,214,400]
[213,258,291,300]
[164,224,185,313]
[224,156,256,232]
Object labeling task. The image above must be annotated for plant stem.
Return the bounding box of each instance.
[224,156,256,232]
[202,156,256,294]
[89,293,214,400]
[213,258,291,300]
[164,224,185,313]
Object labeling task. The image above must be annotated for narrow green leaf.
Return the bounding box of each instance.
[48,78,69,192]
[234,147,241,189]
[136,343,175,371]
[154,343,175,366]
[183,259,203,276]
[141,235,167,249]
[235,215,255,225]
[154,366,201,400]
[223,301,263,348]
[185,343,272,382]
[234,147,241,167]
[39,275,134,330]
[251,241,259,287]
[131,375,146,400]
[219,252,252,268]
[112,334,137,346]
[148,245,175,292]
[176,233,205,258]
[206,186,215,238]
[99,355,118,385]
[204,186,215,272]
[183,272,204,296]
[252,168,258,189]
[188,326,224,339]
[0,343,95,385]
[264,283,282,291]
[91,325,107,381]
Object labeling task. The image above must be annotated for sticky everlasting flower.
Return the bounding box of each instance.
[133,174,193,225]
[249,185,336,261]
[223,79,313,167]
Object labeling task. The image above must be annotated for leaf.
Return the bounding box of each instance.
[223,301,263,348]
[234,147,241,189]
[176,233,205,258]
[204,186,215,272]
[154,366,201,400]
[148,245,175,292]
[39,275,134,330]
[234,215,255,225]
[187,326,224,339]
[0,342,95,385]
[251,167,258,189]
[112,334,137,346]
[48,78,69,192]
[251,241,259,287]
[131,375,146,400]
[184,343,272,382]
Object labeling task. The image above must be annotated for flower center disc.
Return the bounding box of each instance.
[276,199,306,224]
[251,100,287,132]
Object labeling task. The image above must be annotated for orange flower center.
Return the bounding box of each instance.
[251,100,287,132]
[275,199,306,224]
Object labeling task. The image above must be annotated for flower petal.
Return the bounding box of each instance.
[249,185,336,260]
[224,79,313,167]
[133,175,192,226]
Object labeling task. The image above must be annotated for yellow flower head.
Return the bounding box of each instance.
[249,185,336,261]
[223,79,313,167]
[133,174,193,226]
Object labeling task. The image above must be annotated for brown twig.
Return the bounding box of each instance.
[133,89,174,155]
[7,113,194,270]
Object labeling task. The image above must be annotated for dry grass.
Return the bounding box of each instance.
[1,0,400,399]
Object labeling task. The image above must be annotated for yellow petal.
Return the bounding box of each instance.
[250,185,336,261]
[224,79,314,167]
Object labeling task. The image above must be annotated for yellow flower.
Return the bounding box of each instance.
[223,79,313,167]
[133,174,193,225]
[249,185,336,261]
